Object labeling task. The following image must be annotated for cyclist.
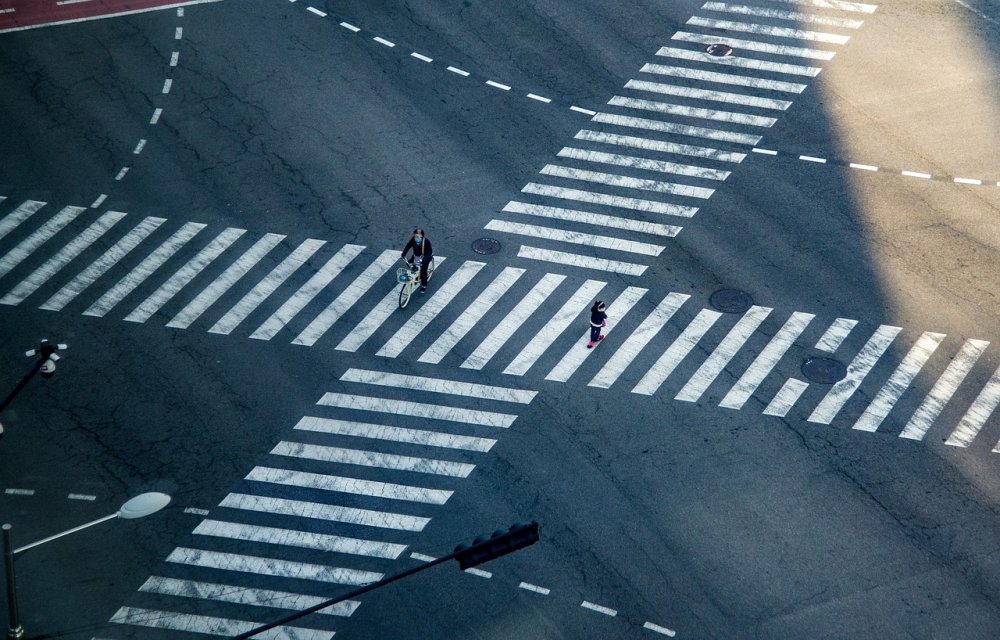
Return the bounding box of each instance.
[401,228,433,292]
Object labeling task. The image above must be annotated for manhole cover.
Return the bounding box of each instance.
[802,357,847,384]
[706,43,733,57]
[709,289,753,314]
[471,238,502,255]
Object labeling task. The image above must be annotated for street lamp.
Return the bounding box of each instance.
[3,491,171,640]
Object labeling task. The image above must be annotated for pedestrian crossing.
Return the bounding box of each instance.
[482,0,878,275]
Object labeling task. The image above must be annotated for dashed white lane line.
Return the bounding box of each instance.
[799,155,826,163]
[170,51,179,66]
[409,552,436,562]
[114,167,129,181]
[464,567,492,579]
[68,493,97,501]
[849,162,878,171]
[486,80,512,91]
[183,507,210,516]
[339,21,360,32]
[581,600,618,617]
[150,107,163,124]
[518,581,550,595]
[901,170,931,179]
[174,26,182,39]
[306,6,325,16]
[161,78,172,94]
[4,488,34,495]
[447,66,470,77]
[133,139,147,155]
[527,93,551,103]
[411,51,433,62]
[373,36,395,47]
[570,105,597,115]
[90,193,108,208]
[644,621,677,637]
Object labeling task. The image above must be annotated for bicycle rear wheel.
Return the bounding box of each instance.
[399,283,412,308]
[426,258,435,283]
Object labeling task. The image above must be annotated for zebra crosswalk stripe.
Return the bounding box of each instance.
[166,547,383,585]
[575,129,746,163]
[686,16,853,44]
[110,606,331,639]
[246,464,454,504]
[607,96,778,127]
[193,518,407,559]
[486,219,666,256]
[670,32,837,60]
[640,63,808,93]
[137,576,360,616]
[316,392,518,427]
[763,378,810,417]
[270,440,476,477]
[624,79,792,111]
[557,147,731,180]
[0,206,86,281]
[0,200,46,243]
[653,46,822,77]
[502,201,681,237]
[947,365,1000,449]
[293,415,497,453]
[540,165,716,199]
[633,308,722,396]
[593,111,764,144]
[701,1,866,29]
[522,181,701,216]
[339,368,537,403]
[220,492,430,531]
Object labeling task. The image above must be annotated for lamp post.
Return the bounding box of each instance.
[3,492,171,640]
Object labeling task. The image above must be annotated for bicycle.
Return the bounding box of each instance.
[396,256,435,308]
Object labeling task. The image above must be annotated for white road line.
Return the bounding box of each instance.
[676,306,773,402]
[167,547,383,586]
[132,139,146,154]
[523,182,700,217]
[166,233,284,329]
[194,519,406,558]
[766,0,878,15]
[625,79,792,111]
[516,245,648,275]
[220,492,430,531]
[306,6,326,17]
[558,147,731,180]
[574,130,745,164]
[686,16,852,44]
[1,211,126,306]
[607,95,777,127]
[641,63,807,93]
[292,249,396,346]
[0,202,58,243]
[411,52,433,62]
[340,368,536,403]
[138,577,359,617]
[377,260,485,358]
[814,317,858,352]
[502,201,681,237]
[183,507,209,515]
[753,148,778,155]
[247,464,454,504]
[462,273,565,369]
[250,243,366,341]
[417,267,527,364]
[210,238,325,335]
[340,21,360,32]
[899,339,990,440]
[719,311,814,409]
[486,219,666,256]
[540,165,715,199]
[4,488,34,495]
[902,170,931,179]
[519,582,550,595]
[67,493,96,501]
[954,177,982,185]
[110,607,329,639]
[271,441,476,478]
[465,567,492,578]
[504,279,606,376]
[643,620,677,637]
[411,552,437,562]
[701,1,865,29]
[40,217,166,312]
[295,416,497,452]
[633,308,722,395]
[594,110,764,144]
[581,601,617,616]
[947,365,1000,448]
[672,31,836,60]
[527,93,551,103]
[853,332,946,432]
[763,378,809,417]
[124,227,246,323]
[807,325,902,424]
[317,392,518,427]
[486,80,511,90]
[654,46,821,77]
[800,155,826,163]
[174,26,182,39]
[82,222,205,317]
[114,167,129,181]
[169,51,179,66]
[0,206,85,280]
[90,194,107,208]
[447,66,470,76]
[546,286,647,382]
[850,162,879,171]
[590,292,689,389]
[161,78,172,94]
[149,108,162,124]
[373,36,395,47]
[570,105,598,115]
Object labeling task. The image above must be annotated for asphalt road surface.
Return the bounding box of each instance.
[1,1,1000,639]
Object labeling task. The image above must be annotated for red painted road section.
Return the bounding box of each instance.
[0,0,219,33]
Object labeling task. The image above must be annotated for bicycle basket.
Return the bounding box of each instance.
[396,267,411,283]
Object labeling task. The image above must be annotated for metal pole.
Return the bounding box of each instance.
[3,524,24,640]
[0,355,46,415]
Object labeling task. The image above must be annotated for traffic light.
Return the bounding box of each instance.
[453,521,539,570]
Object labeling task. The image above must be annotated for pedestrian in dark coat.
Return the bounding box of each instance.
[587,300,607,348]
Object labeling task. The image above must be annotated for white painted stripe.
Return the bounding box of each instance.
[167,547,383,585]
[4,488,34,495]
[377,260,485,358]
[465,567,492,578]
[763,378,809,416]
[220,492,429,531]
[411,52,433,62]
[110,607,330,639]
[546,286,647,382]
[175,26,182,39]
[486,219,665,256]
[82,222,205,317]
[411,552,437,562]
[641,63,807,93]
[719,311,814,409]
[571,105,598,115]
[447,66,470,76]
[184,507,210,515]
[849,162,878,171]
[1,211,126,306]
[373,36,395,47]
[581,601,617,616]
[655,46,821,77]
[124,227,246,323]
[767,0,878,14]
[607,95,777,127]
[625,79,791,111]
[0,206,85,280]
[462,273,565,370]
[0,200,46,243]
[169,51,179,66]
[210,238,325,335]
[250,243,366,341]
[800,155,827,163]
[814,317,857,352]
[633,308,722,395]
[194,518,405,558]
[672,31,836,60]
[271,440,476,478]
[246,464,453,504]
[807,325,903,424]
[753,147,778,155]
[161,78,172,94]
[527,93,551,103]
[595,109,763,144]
[574,130,745,164]
[90,194,107,208]
[317,392,518,428]
[954,177,982,185]
[306,6,326,17]
[540,165,715,199]
[701,2,865,28]
[853,332,946,432]
[166,233,284,329]
[340,368,536,403]
[523,182,700,217]
[40,217,166,311]
[486,80,511,90]
[502,201,681,237]
[519,581,551,595]
[67,493,96,501]
[139,576,359,617]
[686,17,852,44]
[900,339,990,440]
[902,170,931,179]
[558,147,731,180]
[948,365,1000,448]
[340,21,360,32]
[590,292,689,389]
[132,139,146,154]
[335,256,448,353]
[292,249,396,346]
[643,621,677,637]
[676,306,773,402]
[417,267,527,364]
[504,279,606,376]
[150,107,163,124]
[516,245,648,275]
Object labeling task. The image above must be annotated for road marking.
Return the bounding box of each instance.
[633,308,722,395]
[671,31,836,60]
[271,440,476,477]
[464,567,492,578]
[954,177,982,185]
[169,51,179,66]
[132,139,146,154]
[90,194,107,208]
[899,339,990,440]
[486,80,511,90]
[306,6,326,17]
[411,52,433,62]
[540,165,716,199]
[557,147,731,180]
[161,78,172,94]
[594,110,763,144]
[771,0,878,14]
[183,507,209,515]
[527,93,551,103]
[220,492,430,531]
[138,577,359,616]
[150,108,163,124]
[175,26,183,39]
[411,552,437,562]
[625,79,791,111]
[640,63,808,93]
[947,365,1000,448]
[340,21,360,32]
[340,368,537,403]
[654,46,821,77]
[850,162,878,171]
[753,148,778,155]
[581,601,617,616]
[570,105,597,115]
[247,464,453,504]
[800,155,827,163]
[0,206,86,280]
[763,378,809,417]
[447,66,470,76]
[4,488,34,495]
[643,620,677,637]
[686,16,852,44]
[522,182,700,217]
[701,1,865,28]
[167,547,384,585]
[316,392,518,427]
[114,166,129,181]
[517,245,648,276]
[502,201,681,237]
[519,581,550,594]
[110,607,329,639]
[814,317,858,352]
[0,200,47,243]
[486,219,665,256]
[67,493,96,500]
[374,36,395,47]
[296,416,497,452]
[902,170,931,179]
[193,519,406,558]
[607,95,776,127]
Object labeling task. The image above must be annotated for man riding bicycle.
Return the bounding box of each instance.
[401,228,433,292]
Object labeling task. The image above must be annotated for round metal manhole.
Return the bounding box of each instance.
[709,289,753,314]
[471,238,502,255]
[801,357,848,384]
[706,43,733,57]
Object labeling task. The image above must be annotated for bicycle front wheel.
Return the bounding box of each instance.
[399,283,412,309]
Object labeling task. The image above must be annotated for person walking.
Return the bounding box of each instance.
[587,300,607,348]
[401,228,433,292]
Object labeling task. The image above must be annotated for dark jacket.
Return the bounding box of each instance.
[590,305,607,328]
[402,237,433,260]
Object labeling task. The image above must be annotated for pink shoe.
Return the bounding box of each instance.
[587,342,595,348]
[598,334,605,340]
